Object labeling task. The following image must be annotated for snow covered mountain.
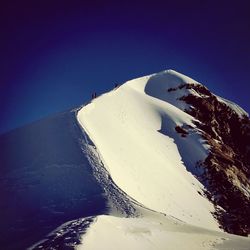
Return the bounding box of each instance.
[1,70,249,249]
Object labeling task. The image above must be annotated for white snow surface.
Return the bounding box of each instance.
[77,213,250,250]
[78,70,219,229]
[77,69,250,249]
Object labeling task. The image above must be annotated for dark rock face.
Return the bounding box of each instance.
[177,84,250,236]
[175,126,188,137]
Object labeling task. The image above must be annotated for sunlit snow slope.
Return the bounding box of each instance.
[78,70,220,230]
[76,213,250,250]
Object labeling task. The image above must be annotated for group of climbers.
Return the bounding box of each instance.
[91,84,120,100]
[91,92,97,99]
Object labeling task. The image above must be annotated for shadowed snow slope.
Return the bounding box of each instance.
[0,110,108,249]
[78,70,219,230]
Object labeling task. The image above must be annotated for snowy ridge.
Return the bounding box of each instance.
[78,69,218,230]
[77,69,250,249]
[1,69,249,249]
[79,122,139,217]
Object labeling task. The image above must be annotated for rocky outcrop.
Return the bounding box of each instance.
[175,126,189,137]
[170,83,250,236]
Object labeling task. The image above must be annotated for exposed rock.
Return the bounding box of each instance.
[175,126,189,137]
[176,83,250,236]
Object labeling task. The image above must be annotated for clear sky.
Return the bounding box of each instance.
[1,1,250,134]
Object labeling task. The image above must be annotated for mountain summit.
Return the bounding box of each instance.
[78,69,250,236]
[1,70,249,249]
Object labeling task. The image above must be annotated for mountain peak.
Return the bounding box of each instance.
[2,68,250,249]
[153,69,200,85]
[79,69,250,237]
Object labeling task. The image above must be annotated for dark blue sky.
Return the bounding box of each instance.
[1,1,250,134]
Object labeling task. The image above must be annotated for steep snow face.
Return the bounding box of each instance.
[77,70,220,231]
